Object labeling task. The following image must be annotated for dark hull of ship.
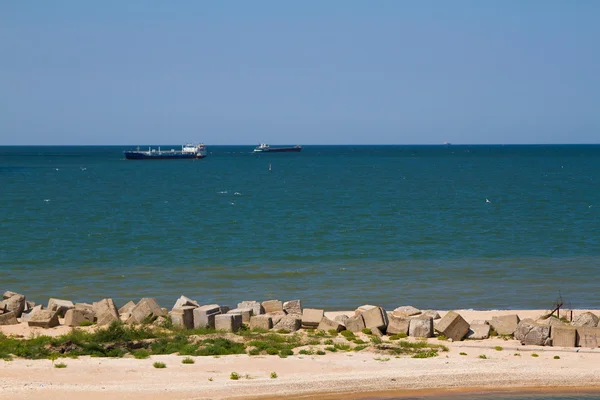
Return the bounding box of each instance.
[124,152,205,160]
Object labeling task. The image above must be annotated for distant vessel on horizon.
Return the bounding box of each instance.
[253,144,302,153]
[124,144,207,160]
[444,142,452,145]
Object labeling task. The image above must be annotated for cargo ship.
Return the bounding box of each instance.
[253,143,302,153]
[124,144,207,160]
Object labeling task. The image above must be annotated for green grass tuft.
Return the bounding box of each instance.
[153,362,166,368]
[554,355,560,359]
[494,346,503,351]
[182,357,195,364]
[531,353,539,357]
[389,333,407,340]
[270,371,278,379]
[412,350,438,359]
[230,372,240,380]
[54,362,67,368]
[362,328,372,335]
[478,354,487,359]
[316,350,326,355]
[459,352,467,356]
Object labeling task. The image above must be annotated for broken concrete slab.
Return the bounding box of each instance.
[249,315,273,330]
[273,315,302,332]
[193,304,221,329]
[490,314,520,336]
[93,298,120,325]
[392,306,422,318]
[48,298,75,317]
[227,308,253,323]
[118,301,136,315]
[515,320,551,346]
[317,316,345,332]
[345,315,366,333]
[266,311,286,325]
[170,306,196,329]
[301,308,324,328]
[64,308,95,327]
[0,311,18,325]
[2,291,19,300]
[386,315,410,336]
[466,324,490,340]
[435,311,470,341]
[237,301,264,316]
[334,314,349,326]
[28,309,59,328]
[215,314,242,332]
[551,325,577,347]
[571,312,599,328]
[421,310,441,320]
[409,317,433,338]
[360,306,388,331]
[576,327,600,348]
[283,300,302,315]
[173,295,200,311]
[126,298,166,324]
[21,305,43,322]
[261,300,283,314]
[0,294,26,318]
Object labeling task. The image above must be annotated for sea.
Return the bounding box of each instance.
[1,145,599,310]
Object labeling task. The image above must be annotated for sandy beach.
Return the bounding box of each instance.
[2,309,600,399]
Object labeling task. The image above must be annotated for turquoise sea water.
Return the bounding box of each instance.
[1,145,599,309]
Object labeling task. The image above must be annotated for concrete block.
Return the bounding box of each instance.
[576,327,600,348]
[334,314,349,326]
[170,306,195,329]
[48,298,74,317]
[317,316,345,332]
[64,308,94,327]
[173,295,199,310]
[2,291,19,300]
[371,327,384,337]
[355,305,377,316]
[551,326,577,347]
[345,315,366,333]
[490,315,520,336]
[274,315,302,332]
[21,305,43,322]
[360,306,388,331]
[28,309,59,328]
[515,320,551,346]
[249,315,273,330]
[118,301,136,315]
[422,310,441,320]
[93,298,119,325]
[392,306,422,317]
[409,317,433,338]
[237,301,264,316]
[193,304,221,329]
[302,308,324,328]
[0,311,18,325]
[126,298,166,324]
[262,300,283,314]
[75,302,94,311]
[466,324,490,340]
[435,311,470,341]
[283,300,302,315]
[227,308,253,323]
[386,315,410,336]
[267,311,286,325]
[215,314,242,332]
[571,312,599,328]
[0,294,26,318]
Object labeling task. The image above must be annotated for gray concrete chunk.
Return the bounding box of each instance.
[64,308,94,327]
[170,306,196,329]
[173,296,199,311]
[345,315,366,333]
[273,315,302,332]
[48,298,74,317]
[193,304,221,329]
[551,325,577,347]
[466,324,490,340]
[435,311,470,341]
[409,317,433,338]
[360,306,388,331]
[93,298,119,326]
[249,315,273,330]
[490,314,520,336]
[215,314,242,332]
[392,306,422,317]
[0,311,18,325]
[126,298,166,324]
[237,301,264,316]
[386,315,410,336]
[302,308,324,328]
[283,300,302,315]
[0,294,26,318]
[317,316,344,332]
[28,309,59,328]
[261,300,283,314]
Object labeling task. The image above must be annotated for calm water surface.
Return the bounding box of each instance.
[1,145,599,309]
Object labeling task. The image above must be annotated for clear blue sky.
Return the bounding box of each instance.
[1,1,598,145]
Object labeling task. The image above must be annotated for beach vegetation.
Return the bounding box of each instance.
[230,372,240,380]
[270,371,278,379]
[248,348,260,356]
[531,353,539,357]
[340,330,355,340]
[437,335,448,341]
[153,362,166,368]
[328,329,339,336]
[514,353,521,356]
[478,354,487,359]
[279,348,293,358]
[307,339,321,346]
[489,329,498,337]
[266,348,279,355]
[353,339,367,345]
[276,329,290,334]
[374,356,390,361]
[132,349,150,359]
[412,350,438,358]
[298,349,314,355]
[316,350,326,355]
[353,345,368,352]
[325,346,337,352]
[324,339,334,345]
[389,333,407,340]
[54,362,67,368]
[459,352,467,356]
[370,336,382,344]
[554,355,560,359]
[182,357,195,364]
[494,346,503,351]
[333,343,351,351]
[362,328,372,335]
[79,321,94,327]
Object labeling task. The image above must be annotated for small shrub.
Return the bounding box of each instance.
[79,321,94,327]
[153,362,166,369]
[514,353,521,356]
[478,354,487,359]
[279,349,293,358]
[182,357,195,364]
[328,329,339,336]
[459,352,467,356]
[389,333,407,340]
[554,355,560,359]
[370,336,382,344]
[353,339,367,345]
[266,348,279,355]
[531,353,539,357]
[437,335,448,341]
[353,345,368,352]
[132,349,150,359]
[324,339,334,345]
[276,329,290,334]
[325,346,337,352]
[374,357,390,362]
[489,329,498,337]
[340,330,355,340]
[494,346,503,351]
[230,372,240,380]
[362,328,372,335]
[412,351,438,359]
[54,362,67,368]
[248,348,260,356]
[298,349,314,355]
[334,343,351,351]
[316,350,326,355]
[270,371,278,379]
